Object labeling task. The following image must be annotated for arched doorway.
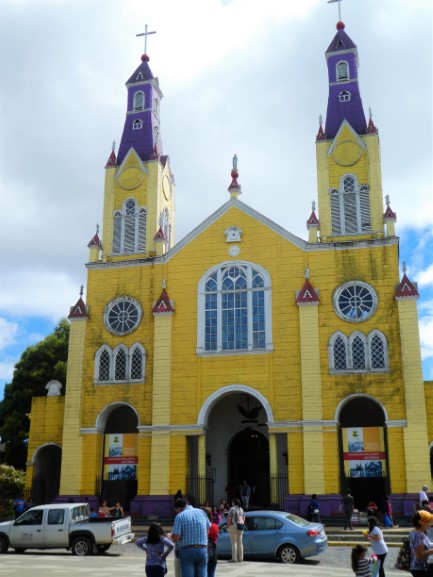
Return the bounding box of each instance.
[228,428,269,507]
[338,396,389,511]
[32,444,62,504]
[101,404,139,511]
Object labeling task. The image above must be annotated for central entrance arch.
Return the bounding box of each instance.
[228,427,269,507]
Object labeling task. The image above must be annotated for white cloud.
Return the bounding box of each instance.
[417,264,433,289]
[0,359,16,383]
[0,318,19,350]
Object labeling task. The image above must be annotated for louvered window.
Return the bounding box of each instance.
[112,200,146,255]
[133,91,145,111]
[114,349,127,381]
[330,176,371,235]
[337,61,349,81]
[199,263,272,354]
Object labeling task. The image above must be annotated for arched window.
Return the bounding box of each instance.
[338,90,351,102]
[368,330,388,370]
[96,347,111,382]
[94,344,145,383]
[350,333,366,370]
[114,346,127,381]
[337,61,349,81]
[329,330,388,373]
[112,199,147,255]
[130,344,146,381]
[133,91,145,111]
[329,176,371,235]
[197,262,273,354]
[133,119,143,130]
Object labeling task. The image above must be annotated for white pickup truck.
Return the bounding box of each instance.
[0,502,134,556]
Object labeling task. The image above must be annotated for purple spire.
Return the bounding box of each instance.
[117,54,163,165]
[324,22,367,138]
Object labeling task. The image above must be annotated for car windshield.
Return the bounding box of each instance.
[284,513,310,527]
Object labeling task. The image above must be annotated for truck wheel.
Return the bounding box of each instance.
[72,536,93,556]
[0,536,8,554]
[97,544,111,554]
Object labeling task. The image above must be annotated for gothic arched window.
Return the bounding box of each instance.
[329,330,388,373]
[133,91,145,111]
[338,90,351,102]
[197,262,273,354]
[112,199,147,255]
[130,344,146,381]
[329,176,371,235]
[337,61,349,81]
[94,343,146,383]
[133,119,143,130]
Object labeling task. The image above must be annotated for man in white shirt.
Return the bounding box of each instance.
[419,485,429,506]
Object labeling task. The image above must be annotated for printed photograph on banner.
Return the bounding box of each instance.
[103,433,138,480]
[342,427,386,478]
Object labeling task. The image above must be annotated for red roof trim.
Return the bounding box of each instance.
[152,289,175,314]
[68,297,88,319]
[367,117,378,134]
[105,150,117,167]
[296,280,320,305]
[154,226,167,241]
[306,210,320,226]
[87,233,102,249]
[316,124,326,141]
[383,205,397,220]
[395,274,419,299]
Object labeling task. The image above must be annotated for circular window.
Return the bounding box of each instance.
[104,297,142,335]
[333,281,377,322]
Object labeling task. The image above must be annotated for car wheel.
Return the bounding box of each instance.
[0,536,8,554]
[72,536,93,556]
[278,544,300,564]
[14,548,26,553]
[97,544,111,554]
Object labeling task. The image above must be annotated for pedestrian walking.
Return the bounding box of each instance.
[364,516,388,577]
[409,510,433,576]
[343,489,354,530]
[351,544,377,577]
[226,498,245,563]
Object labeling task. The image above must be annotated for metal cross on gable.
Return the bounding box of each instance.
[136,25,156,54]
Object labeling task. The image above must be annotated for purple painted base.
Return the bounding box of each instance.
[53,494,99,512]
[130,495,174,517]
[285,493,418,518]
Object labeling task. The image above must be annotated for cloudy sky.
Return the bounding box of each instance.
[0,0,432,398]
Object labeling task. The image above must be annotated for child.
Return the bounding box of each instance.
[135,523,174,577]
[211,505,222,525]
[351,544,376,577]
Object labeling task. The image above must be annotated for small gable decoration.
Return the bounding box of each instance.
[224,226,242,243]
[296,279,320,305]
[152,289,175,315]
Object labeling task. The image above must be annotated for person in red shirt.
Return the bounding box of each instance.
[202,507,219,577]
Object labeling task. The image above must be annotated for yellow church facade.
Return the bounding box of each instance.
[26,22,432,517]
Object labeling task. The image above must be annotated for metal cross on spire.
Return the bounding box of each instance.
[136,25,156,55]
[328,0,342,22]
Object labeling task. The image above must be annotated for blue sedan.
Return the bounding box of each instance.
[217,510,327,564]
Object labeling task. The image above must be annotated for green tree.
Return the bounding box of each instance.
[0,319,69,469]
[0,465,25,512]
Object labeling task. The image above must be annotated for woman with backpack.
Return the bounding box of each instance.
[226,498,245,563]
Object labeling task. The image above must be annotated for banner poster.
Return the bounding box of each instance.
[103,434,138,480]
[342,427,386,478]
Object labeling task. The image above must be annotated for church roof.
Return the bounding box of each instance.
[325,23,357,54]
[395,273,419,299]
[126,56,154,85]
[105,149,117,167]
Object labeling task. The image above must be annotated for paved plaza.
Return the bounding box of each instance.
[0,544,403,577]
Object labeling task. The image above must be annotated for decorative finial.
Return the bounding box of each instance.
[305,268,310,279]
[385,195,390,207]
[369,107,373,119]
[402,261,407,273]
[112,140,116,151]
[79,285,84,297]
[162,278,167,289]
[319,114,323,126]
[312,200,316,211]
[232,154,238,171]
[136,25,156,58]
